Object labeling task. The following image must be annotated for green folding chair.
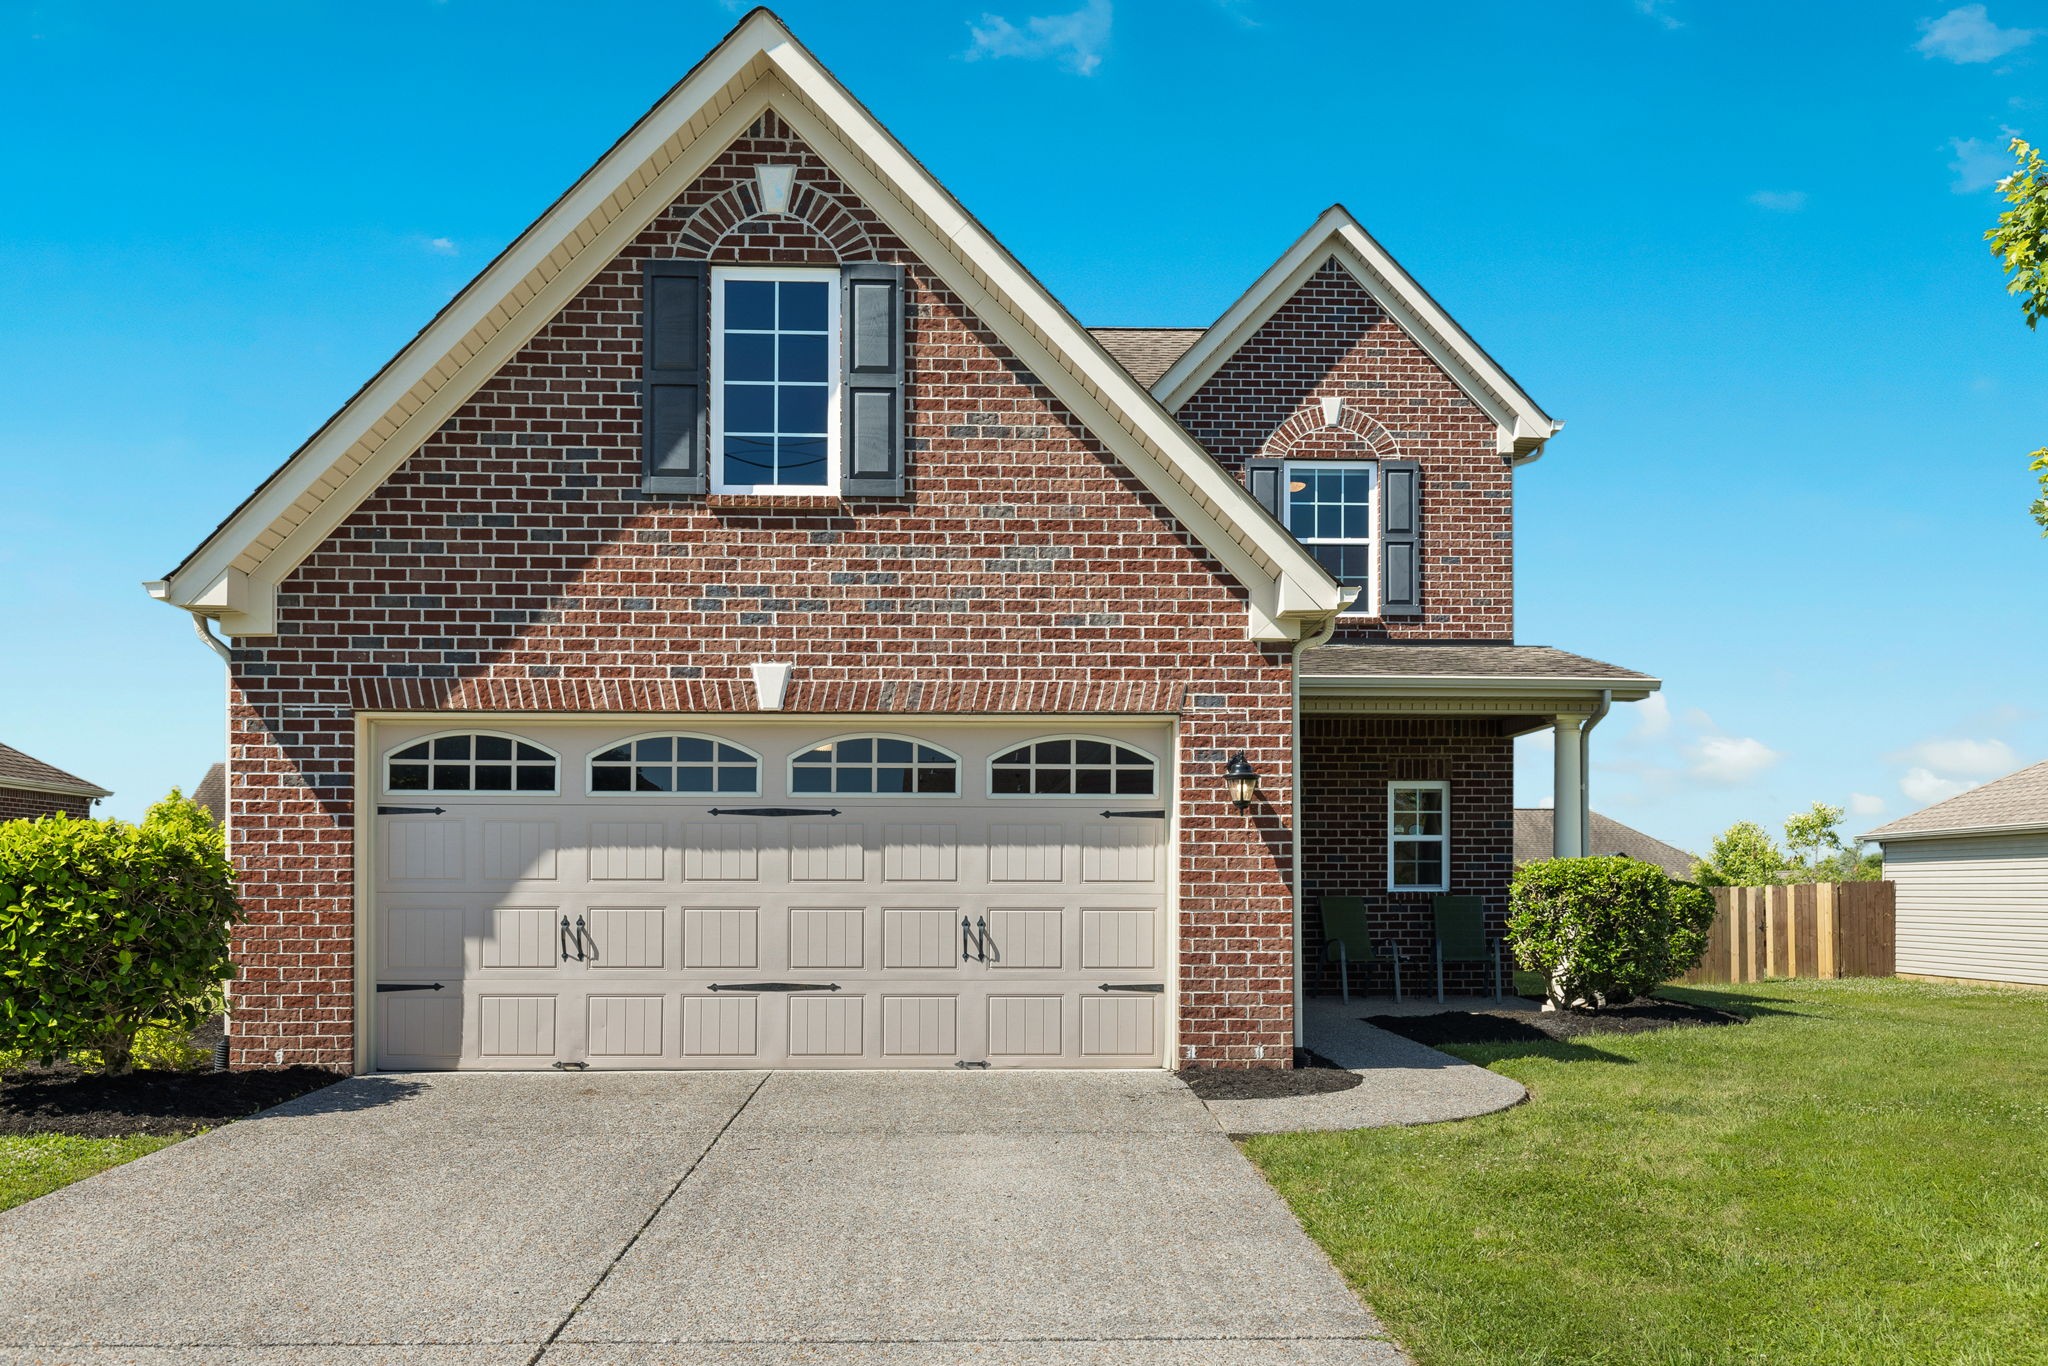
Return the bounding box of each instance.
[1319,896,1404,1003]
[1432,894,1502,1002]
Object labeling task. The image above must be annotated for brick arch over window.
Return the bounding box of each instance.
[1258,405,1403,461]
[668,175,881,263]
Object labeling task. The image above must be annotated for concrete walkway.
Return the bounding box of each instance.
[1200,997,1529,1135]
[0,1070,1410,1365]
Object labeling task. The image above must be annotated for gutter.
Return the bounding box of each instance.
[1862,822,2048,844]
[146,581,233,664]
[1299,673,1660,700]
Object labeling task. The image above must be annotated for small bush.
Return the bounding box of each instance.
[0,791,239,1073]
[1508,857,1715,1010]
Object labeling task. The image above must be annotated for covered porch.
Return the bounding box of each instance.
[1294,642,1661,1007]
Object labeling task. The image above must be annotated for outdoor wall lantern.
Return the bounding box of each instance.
[1224,753,1259,810]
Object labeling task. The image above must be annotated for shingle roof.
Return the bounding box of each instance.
[1864,758,2048,840]
[192,763,226,820]
[0,741,110,799]
[1514,808,1696,879]
[1299,642,1654,682]
[1089,328,1204,388]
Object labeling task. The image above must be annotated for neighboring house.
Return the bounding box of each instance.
[143,11,1656,1073]
[1513,808,1695,880]
[1863,759,2048,989]
[0,741,109,821]
[192,763,226,822]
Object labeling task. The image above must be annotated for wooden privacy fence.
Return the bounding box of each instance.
[1677,882,1896,985]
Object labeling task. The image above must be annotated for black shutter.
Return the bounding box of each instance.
[1379,459,1421,617]
[642,259,709,494]
[1246,459,1285,519]
[841,263,905,497]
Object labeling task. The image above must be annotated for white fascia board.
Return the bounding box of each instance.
[162,11,1343,642]
[1864,822,2048,845]
[1299,673,1660,703]
[1154,207,1561,457]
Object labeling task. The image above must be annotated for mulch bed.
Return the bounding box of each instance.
[0,1064,343,1138]
[1180,1050,1364,1101]
[1367,997,1745,1048]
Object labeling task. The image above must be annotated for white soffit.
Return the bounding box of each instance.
[155,9,1342,642]
[1153,205,1563,458]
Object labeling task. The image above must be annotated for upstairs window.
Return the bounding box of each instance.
[386,734,558,794]
[712,267,838,492]
[991,738,1157,796]
[1389,780,1450,892]
[1283,461,1375,610]
[589,735,760,794]
[791,736,958,795]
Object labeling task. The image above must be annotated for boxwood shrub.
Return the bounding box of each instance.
[0,792,239,1072]
[1508,856,1714,1010]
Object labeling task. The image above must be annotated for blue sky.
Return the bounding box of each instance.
[2,0,2043,854]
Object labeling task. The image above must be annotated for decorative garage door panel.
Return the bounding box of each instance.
[370,722,1170,1070]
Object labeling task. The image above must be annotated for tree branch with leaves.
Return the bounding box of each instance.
[1985,136,2048,534]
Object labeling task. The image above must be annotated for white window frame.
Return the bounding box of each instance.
[986,734,1159,799]
[1388,779,1450,893]
[584,732,762,798]
[1281,459,1377,616]
[381,730,562,797]
[710,265,842,495]
[787,733,963,800]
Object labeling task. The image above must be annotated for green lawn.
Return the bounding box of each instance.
[0,1133,183,1214]
[1247,978,2048,1366]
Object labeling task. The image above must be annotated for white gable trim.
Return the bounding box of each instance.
[154,12,1342,641]
[1153,206,1563,459]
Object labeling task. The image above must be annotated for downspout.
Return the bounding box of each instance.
[190,611,233,664]
[1577,688,1611,857]
[1289,593,1351,1063]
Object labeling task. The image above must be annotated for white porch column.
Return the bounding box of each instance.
[1552,714,1588,858]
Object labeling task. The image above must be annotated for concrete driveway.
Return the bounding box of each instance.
[0,1071,1409,1364]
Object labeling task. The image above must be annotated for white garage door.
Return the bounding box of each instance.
[368,720,1172,1070]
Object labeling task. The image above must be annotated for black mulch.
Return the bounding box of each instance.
[0,1064,344,1138]
[1180,1049,1364,1101]
[1366,997,1745,1048]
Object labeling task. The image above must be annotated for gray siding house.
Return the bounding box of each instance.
[1864,759,2048,989]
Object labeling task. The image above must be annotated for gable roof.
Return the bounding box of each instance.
[1090,328,1204,387]
[1863,758,2048,842]
[1153,205,1562,458]
[0,741,110,800]
[1514,808,1695,879]
[146,9,1343,643]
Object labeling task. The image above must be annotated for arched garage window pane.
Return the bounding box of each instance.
[387,735,557,793]
[791,737,957,795]
[589,735,760,794]
[991,738,1155,796]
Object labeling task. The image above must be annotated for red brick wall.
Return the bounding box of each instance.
[1300,716,1515,998]
[1175,260,1513,643]
[0,788,94,822]
[224,110,1298,1070]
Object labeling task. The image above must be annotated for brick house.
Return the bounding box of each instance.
[0,741,109,822]
[147,10,1655,1072]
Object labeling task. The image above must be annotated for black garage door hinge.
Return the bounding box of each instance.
[706,806,842,817]
[378,805,448,816]
[376,982,446,993]
[1099,809,1167,819]
[707,981,843,993]
[1096,983,1165,993]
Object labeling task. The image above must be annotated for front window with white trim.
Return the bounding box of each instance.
[712,267,838,492]
[1389,780,1449,892]
[1283,461,1374,610]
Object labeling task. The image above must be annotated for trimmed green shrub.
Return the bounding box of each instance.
[0,791,239,1073]
[1508,856,1715,1010]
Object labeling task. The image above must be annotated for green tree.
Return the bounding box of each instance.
[1690,820,1788,887]
[1984,136,2048,534]
[1784,801,1846,877]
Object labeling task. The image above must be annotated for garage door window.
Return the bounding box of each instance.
[386,733,559,794]
[589,734,760,794]
[791,736,958,795]
[990,737,1156,796]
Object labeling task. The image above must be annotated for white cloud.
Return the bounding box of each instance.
[1901,767,1976,804]
[1893,736,2017,776]
[1635,0,1683,30]
[1916,5,2038,63]
[424,236,458,257]
[1848,792,1887,817]
[1687,735,1782,785]
[1748,190,1808,212]
[1948,135,2015,192]
[1627,692,1672,741]
[966,0,1112,75]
